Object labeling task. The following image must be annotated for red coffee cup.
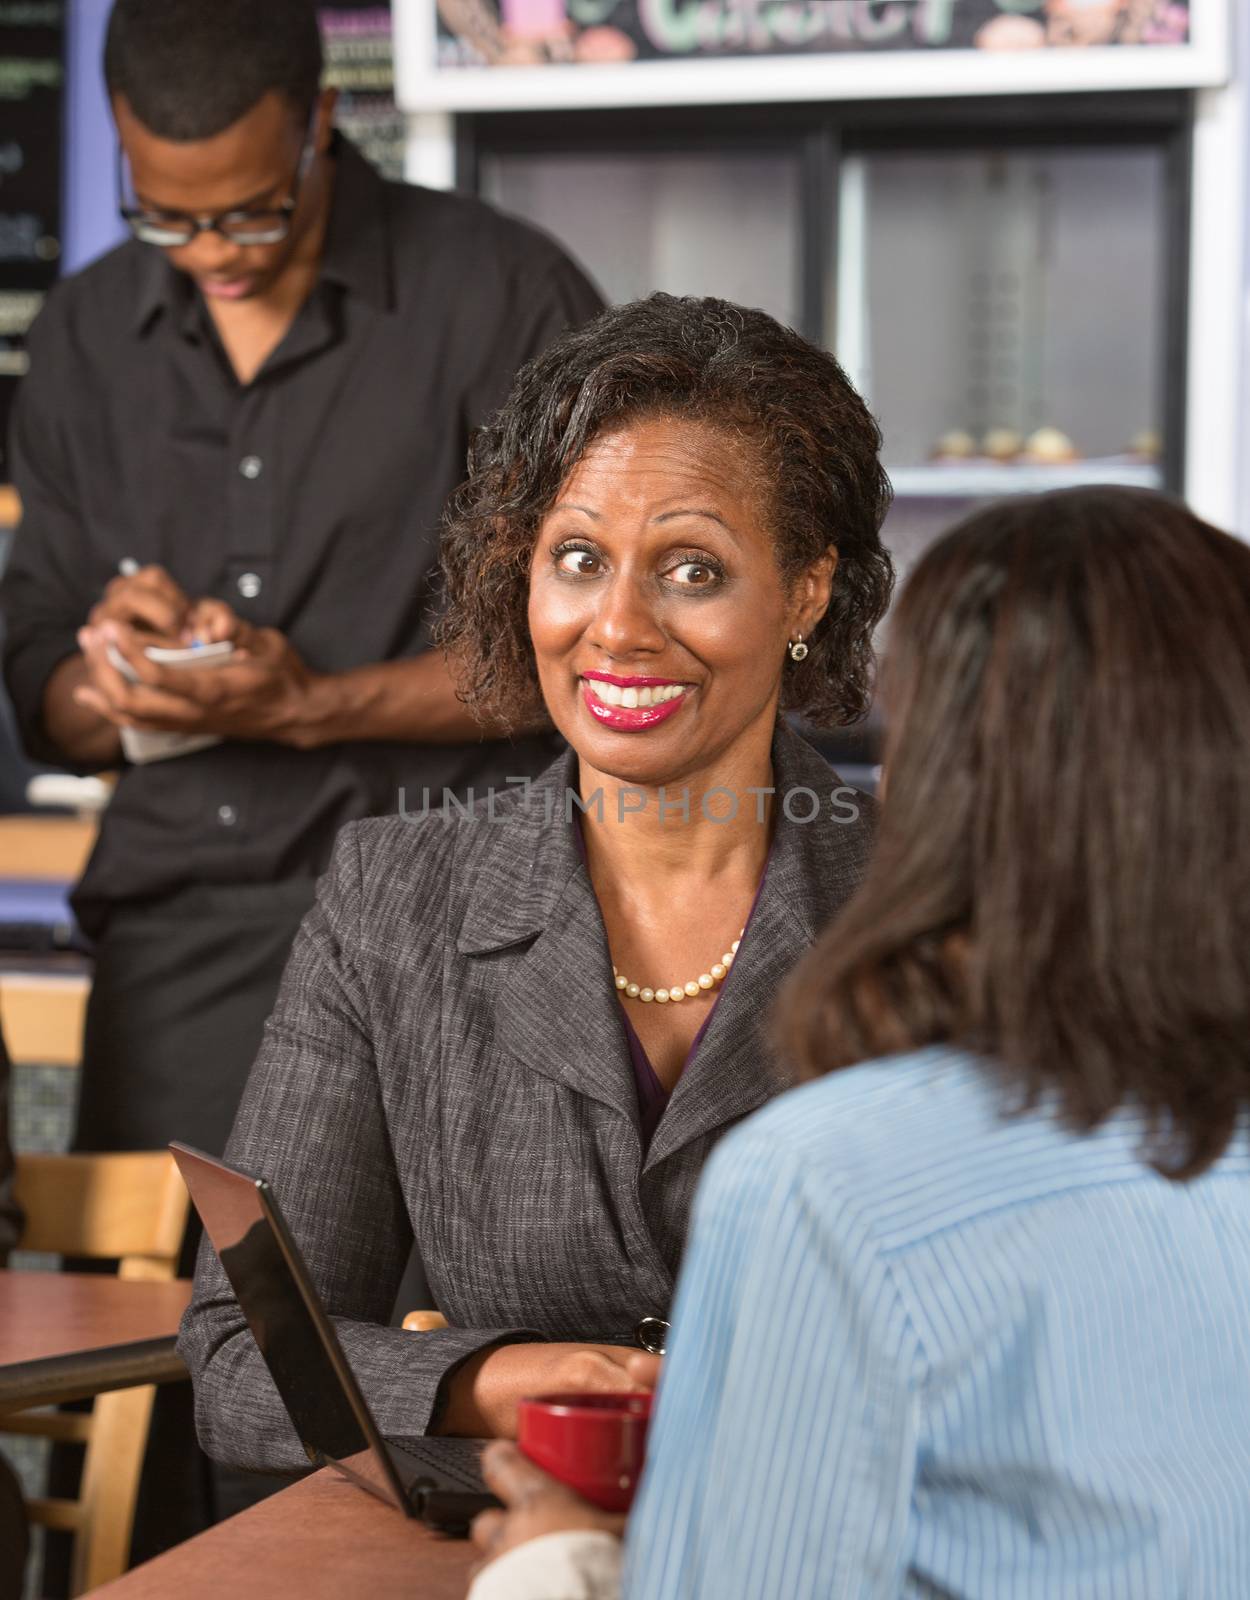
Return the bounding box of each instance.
[517,1391,653,1512]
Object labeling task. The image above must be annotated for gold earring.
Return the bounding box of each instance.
[788,636,809,662]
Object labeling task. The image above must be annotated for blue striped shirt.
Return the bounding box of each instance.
[623,1047,1250,1598]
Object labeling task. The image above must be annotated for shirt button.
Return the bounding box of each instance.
[239,455,263,479]
[217,805,238,827]
[237,572,262,599]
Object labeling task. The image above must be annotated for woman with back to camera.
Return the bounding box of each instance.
[469,485,1250,1599]
[178,294,894,1464]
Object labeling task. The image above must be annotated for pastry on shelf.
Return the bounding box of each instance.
[982,428,1023,462]
[1022,427,1079,464]
[930,430,978,461]
[1128,429,1162,460]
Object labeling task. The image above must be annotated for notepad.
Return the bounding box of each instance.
[106,641,235,765]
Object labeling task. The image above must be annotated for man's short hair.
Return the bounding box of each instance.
[104,0,323,141]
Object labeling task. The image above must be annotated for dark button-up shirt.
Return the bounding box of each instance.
[1,137,603,934]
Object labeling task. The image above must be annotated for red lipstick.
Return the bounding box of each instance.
[580,678,690,733]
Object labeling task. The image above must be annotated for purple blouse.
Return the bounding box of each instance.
[572,815,772,1149]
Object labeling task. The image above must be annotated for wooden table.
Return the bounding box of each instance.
[0,1270,192,1413]
[0,815,99,882]
[86,1463,479,1598]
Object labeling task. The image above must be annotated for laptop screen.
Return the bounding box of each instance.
[173,1144,371,1467]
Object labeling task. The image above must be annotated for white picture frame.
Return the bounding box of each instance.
[394,0,1230,113]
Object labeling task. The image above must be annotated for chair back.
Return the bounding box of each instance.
[5,1152,190,1594]
[14,1152,188,1281]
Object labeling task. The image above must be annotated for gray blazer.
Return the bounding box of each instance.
[179,722,876,1472]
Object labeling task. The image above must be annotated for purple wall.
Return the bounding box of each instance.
[63,0,125,275]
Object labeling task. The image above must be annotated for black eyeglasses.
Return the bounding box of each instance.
[118,112,318,248]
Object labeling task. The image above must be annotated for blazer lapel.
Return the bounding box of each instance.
[455,752,641,1127]
[497,876,643,1126]
[643,886,810,1172]
[452,723,876,1150]
[643,723,876,1172]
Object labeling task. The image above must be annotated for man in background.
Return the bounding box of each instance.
[0,0,600,1560]
[2,0,600,1175]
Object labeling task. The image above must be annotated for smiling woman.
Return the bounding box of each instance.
[438,297,894,1088]
[439,293,893,733]
[529,414,831,782]
[179,293,895,1470]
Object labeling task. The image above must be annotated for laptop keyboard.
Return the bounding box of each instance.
[389,1435,487,1492]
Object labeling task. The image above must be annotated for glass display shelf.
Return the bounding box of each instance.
[837,146,1168,497]
[888,457,1163,499]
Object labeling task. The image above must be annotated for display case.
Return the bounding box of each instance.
[480,145,804,329]
[836,135,1175,584]
[468,93,1191,596]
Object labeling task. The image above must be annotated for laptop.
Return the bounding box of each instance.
[170,1142,499,1533]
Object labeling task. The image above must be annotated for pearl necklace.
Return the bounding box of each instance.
[613,929,744,1005]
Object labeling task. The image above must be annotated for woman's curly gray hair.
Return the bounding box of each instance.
[438,293,894,729]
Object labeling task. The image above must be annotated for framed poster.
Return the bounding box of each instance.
[394,0,1228,110]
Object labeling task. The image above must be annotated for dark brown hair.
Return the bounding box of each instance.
[781,487,1250,1179]
[437,294,893,729]
[106,0,322,139]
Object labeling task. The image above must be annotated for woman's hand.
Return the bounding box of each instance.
[470,1442,625,1570]
[436,1343,660,1440]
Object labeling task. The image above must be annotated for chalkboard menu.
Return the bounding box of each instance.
[0,0,62,480]
[320,3,405,180]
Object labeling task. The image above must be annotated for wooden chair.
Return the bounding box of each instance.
[4,1152,190,1595]
[0,808,99,1068]
[0,972,89,1069]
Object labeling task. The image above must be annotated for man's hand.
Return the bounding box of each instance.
[87,564,192,639]
[60,580,534,756]
[470,1443,625,1573]
[72,617,327,748]
[179,596,254,646]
